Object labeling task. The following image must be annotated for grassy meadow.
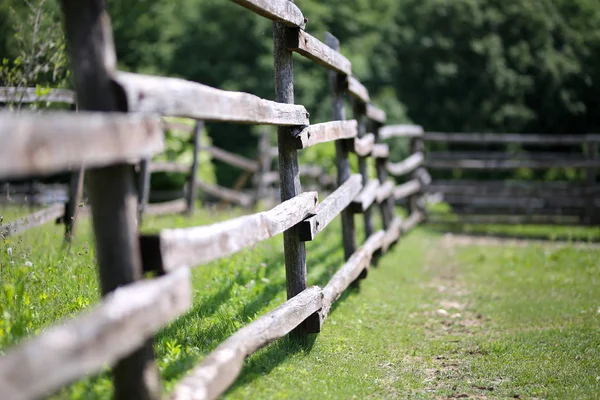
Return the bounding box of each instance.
[0,204,598,399]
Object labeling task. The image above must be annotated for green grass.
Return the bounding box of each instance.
[1,206,599,399]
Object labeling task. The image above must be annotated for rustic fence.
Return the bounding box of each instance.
[0,1,428,399]
[422,132,599,226]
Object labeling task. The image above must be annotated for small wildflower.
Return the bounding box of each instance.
[7,247,12,257]
[25,261,32,267]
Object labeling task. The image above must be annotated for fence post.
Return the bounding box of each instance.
[373,123,394,230]
[352,99,374,241]
[254,129,272,209]
[64,102,84,240]
[59,1,161,399]
[409,137,425,216]
[585,140,598,225]
[273,4,319,336]
[326,32,356,262]
[64,166,84,240]
[137,159,151,223]
[186,120,203,215]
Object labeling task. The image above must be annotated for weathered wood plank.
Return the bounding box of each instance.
[321,231,385,320]
[350,179,380,213]
[424,158,600,170]
[394,179,421,200]
[204,146,259,172]
[230,0,306,28]
[346,76,369,103]
[382,216,403,251]
[0,203,65,237]
[170,286,322,400]
[287,29,352,76]
[379,125,423,140]
[299,174,362,241]
[0,269,192,400]
[149,162,191,174]
[352,133,375,156]
[386,152,424,176]
[114,72,310,126]
[402,212,423,233]
[137,159,151,223]
[295,120,358,149]
[423,132,600,144]
[0,87,76,104]
[141,192,318,273]
[145,199,188,216]
[366,104,386,124]
[376,180,395,203]
[372,143,389,159]
[196,180,253,207]
[0,112,164,180]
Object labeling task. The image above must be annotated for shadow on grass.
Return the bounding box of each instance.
[157,235,362,391]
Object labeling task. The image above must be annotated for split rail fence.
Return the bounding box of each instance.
[422,132,599,226]
[0,1,428,399]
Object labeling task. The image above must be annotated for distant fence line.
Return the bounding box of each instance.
[422,132,599,226]
[0,1,428,400]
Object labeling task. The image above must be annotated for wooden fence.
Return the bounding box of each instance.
[0,1,428,399]
[0,87,85,240]
[422,132,599,226]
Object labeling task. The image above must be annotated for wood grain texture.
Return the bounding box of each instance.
[379,125,423,140]
[352,133,375,157]
[204,145,260,172]
[0,269,192,400]
[287,29,352,76]
[365,104,386,124]
[401,211,423,233]
[423,132,600,144]
[424,157,600,170]
[299,174,362,241]
[295,120,358,149]
[372,143,389,159]
[149,162,191,174]
[376,180,395,203]
[0,87,76,104]
[394,179,421,200]
[321,231,385,320]
[382,216,403,251]
[144,192,318,273]
[0,203,64,237]
[196,180,253,207]
[145,199,188,216]
[114,72,309,126]
[351,179,380,213]
[231,0,306,28]
[347,76,370,103]
[386,152,424,176]
[170,286,322,400]
[0,112,164,180]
